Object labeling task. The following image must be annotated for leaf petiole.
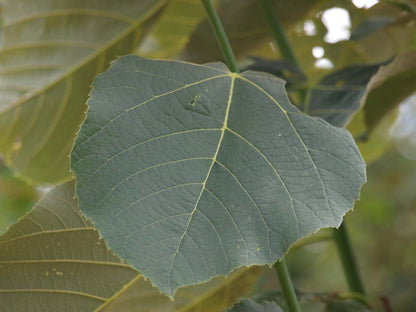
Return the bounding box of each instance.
[201,0,239,73]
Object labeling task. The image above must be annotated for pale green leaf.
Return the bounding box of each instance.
[0,181,262,312]
[0,0,167,184]
[72,56,366,296]
[228,299,283,312]
[324,11,416,71]
[347,110,395,163]
[0,181,138,311]
[139,0,206,59]
[100,266,262,312]
[363,51,416,133]
[326,300,372,312]
[0,164,37,234]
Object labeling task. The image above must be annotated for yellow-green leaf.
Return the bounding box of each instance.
[139,0,206,59]
[0,164,37,234]
[99,267,262,312]
[363,51,416,133]
[0,181,138,311]
[0,0,167,184]
[0,181,261,311]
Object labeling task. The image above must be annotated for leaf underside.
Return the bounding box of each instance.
[0,0,166,184]
[72,56,366,296]
[0,181,262,312]
[0,182,138,311]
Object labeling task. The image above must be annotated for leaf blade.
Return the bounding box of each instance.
[0,0,167,184]
[0,181,261,311]
[72,56,366,296]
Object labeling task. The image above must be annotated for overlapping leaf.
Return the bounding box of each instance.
[0,164,37,234]
[72,56,366,296]
[363,51,416,133]
[0,0,167,184]
[0,181,262,312]
[304,64,391,162]
[0,181,138,311]
[228,299,283,312]
[101,267,262,312]
[306,63,383,127]
[139,0,206,59]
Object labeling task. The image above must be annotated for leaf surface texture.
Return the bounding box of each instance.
[72,56,366,296]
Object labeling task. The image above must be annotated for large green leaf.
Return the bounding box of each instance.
[0,181,262,311]
[363,51,416,133]
[72,56,366,296]
[0,181,138,311]
[228,299,283,312]
[0,0,167,184]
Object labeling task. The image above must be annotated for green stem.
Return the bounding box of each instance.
[258,0,300,69]
[201,0,239,73]
[258,0,305,105]
[332,223,366,295]
[274,259,302,312]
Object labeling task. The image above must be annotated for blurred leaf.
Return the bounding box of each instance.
[307,63,384,127]
[0,181,262,311]
[325,11,416,70]
[350,16,395,40]
[242,57,306,91]
[325,299,372,312]
[180,0,321,63]
[304,61,402,163]
[0,0,167,184]
[348,110,395,163]
[228,299,283,312]
[0,181,138,311]
[102,267,262,312]
[381,0,416,13]
[139,0,206,59]
[363,51,416,133]
[0,164,37,234]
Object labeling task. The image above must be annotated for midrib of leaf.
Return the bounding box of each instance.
[0,0,167,116]
[176,267,255,312]
[0,259,132,267]
[94,275,142,312]
[0,227,95,246]
[4,8,136,26]
[74,72,230,190]
[0,41,99,52]
[167,74,236,295]
[0,289,107,302]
